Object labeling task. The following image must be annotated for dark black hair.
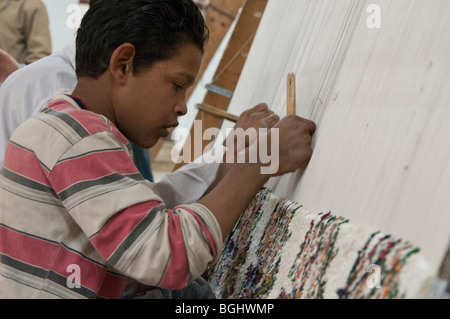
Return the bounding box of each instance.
[88,0,102,8]
[76,0,208,78]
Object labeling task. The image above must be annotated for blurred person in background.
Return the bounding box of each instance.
[0,0,51,82]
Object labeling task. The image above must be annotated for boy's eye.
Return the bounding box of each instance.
[174,83,183,91]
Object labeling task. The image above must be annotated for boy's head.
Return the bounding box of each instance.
[73,0,207,149]
[76,0,208,78]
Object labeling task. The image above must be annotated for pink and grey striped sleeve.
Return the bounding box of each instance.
[43,101,222,290]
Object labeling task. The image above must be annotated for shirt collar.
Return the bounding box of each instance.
[64,94,89,111]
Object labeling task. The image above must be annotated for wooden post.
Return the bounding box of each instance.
[287,73,296,115]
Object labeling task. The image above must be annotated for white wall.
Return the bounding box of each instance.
[41,0,88,53]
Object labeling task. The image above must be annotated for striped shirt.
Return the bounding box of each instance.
[0,95,222,299]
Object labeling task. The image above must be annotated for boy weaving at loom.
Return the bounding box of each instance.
[0,0,315,299]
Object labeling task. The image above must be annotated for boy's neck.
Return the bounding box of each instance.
[71,75,117,126]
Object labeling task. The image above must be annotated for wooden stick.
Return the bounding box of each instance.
[196,103,239,123]
[287,73,296,115]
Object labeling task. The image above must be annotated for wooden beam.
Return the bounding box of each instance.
[196,103,239,123]
[173,0,268,170]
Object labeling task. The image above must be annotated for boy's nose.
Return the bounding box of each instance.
[175,100,188,116]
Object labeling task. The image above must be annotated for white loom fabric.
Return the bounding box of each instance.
[217,0,450,273]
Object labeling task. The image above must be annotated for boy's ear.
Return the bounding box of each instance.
[109,43,135,84]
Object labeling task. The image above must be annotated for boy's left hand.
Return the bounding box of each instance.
[224,103,280,153]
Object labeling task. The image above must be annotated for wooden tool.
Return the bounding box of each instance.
[196,103,239,123]
[287,73,296,115]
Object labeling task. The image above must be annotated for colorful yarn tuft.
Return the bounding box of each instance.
[336,232,420,299]
[279,213,347,299]
[208,188,298,298]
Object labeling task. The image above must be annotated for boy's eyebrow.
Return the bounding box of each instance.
[177,71,195,84]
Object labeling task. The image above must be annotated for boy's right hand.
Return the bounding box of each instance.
[266,114,316,176]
